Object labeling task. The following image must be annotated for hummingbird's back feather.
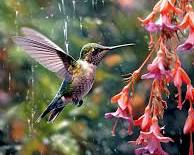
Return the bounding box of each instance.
[12,27,77,80]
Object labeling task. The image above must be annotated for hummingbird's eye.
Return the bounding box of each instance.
[97,48,103,54]
[92,48,98,55]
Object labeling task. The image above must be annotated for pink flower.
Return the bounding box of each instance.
[172,62,191,109]
[177,5,194,52]
[139,0,181,33]
[142,15,178,33]
[111,85,132,115]
[183,107,194,155]
[178,5,194,30]
[133,132,171,155]
[185,84,194,103]
[105,107,133,135]
[130,117,174,155]
[184,107,194,134]
[159,0,182,15]
[106,85,134,135]
[173,66,190,87]
[142,44,171,79]
[177,28,194,52]
[134,106,152,131]
[105,107,132,121]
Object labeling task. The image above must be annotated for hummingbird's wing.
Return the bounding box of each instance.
[12,27,77,80]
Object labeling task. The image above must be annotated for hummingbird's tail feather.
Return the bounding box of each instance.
[37,97,64,122]
[48,107,64,122]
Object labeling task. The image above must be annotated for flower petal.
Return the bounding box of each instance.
[177,42,194,52]
[180,68,191,85]
[144,22,162,32]
[138,11,156,25]
[178,13,189,30]
[111,93,122,103]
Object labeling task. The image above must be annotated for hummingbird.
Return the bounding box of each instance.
[12,27,134,122]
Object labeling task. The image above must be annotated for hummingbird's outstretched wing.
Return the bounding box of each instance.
[12,27,77,80]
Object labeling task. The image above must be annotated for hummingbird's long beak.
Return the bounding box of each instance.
[102,43,135,50]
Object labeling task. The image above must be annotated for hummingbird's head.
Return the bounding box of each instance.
[79,43,134,65]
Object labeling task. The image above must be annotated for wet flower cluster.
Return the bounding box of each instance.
[105,0,194,154]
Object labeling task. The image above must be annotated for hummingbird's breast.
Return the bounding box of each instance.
[72,60,97,100]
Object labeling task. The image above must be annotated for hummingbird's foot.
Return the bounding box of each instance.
[78,100,83,107]
[72,97,79,104]
[72,98,83,107]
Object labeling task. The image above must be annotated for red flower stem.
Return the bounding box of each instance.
[125,37,161,93]
[111,118,119,136]
[148,80,156,109]
[138,37,161,72]
[189,132,193,155]
[124,37,161,86]
[190,100,193,109]
[177,86,182,110]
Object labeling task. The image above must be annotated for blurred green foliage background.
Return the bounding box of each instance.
[0,0,192,155]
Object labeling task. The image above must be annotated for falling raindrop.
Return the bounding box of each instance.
[72,0,76,15]
[51,28,55,38]
[15,10,18,17]
[15,10,19,34]
[58,3,62,13]
[180,138,182,144]
[61,0,65,15]
[63,20,68,41]
[8,72,11,92]
[28,65,35,136]
[102,0,105,6]
[26,89,30,101]
[65,42,69,54]
[61,0,64,7]
[27,119,32,136]
[63,20,69,54]
[79,16,83,31]
[98,122,102,127]
[31,66,34,91]
[92,0,95,8]
[50,13,54,18]
[92,0,98,7]
[85,150,92,155]
[40,7,44,10]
